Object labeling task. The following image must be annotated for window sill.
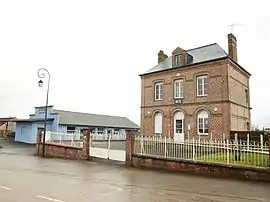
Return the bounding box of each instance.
[197,133,209,136]
[197,95,208,97]
[154,99,163,101]
[174,97,184,99]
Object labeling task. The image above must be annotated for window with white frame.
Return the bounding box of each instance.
[97,128,104,134]
[174,79,184,99]
[67,126,76,133]
[197,75,208,96]
[176,55,182,66]
[154,82,163,100]
[154,112,163,136]
[197,110,209,134]
[37,107,46,113]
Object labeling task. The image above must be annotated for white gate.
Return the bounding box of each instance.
[90,132,126,162]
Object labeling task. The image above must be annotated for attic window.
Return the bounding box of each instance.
[38,108,46,113]
[176,55,182,66]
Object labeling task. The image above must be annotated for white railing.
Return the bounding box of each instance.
[45,131,84,147]
[44,131,126,148]
[91,132,126,141]
[134,136,269,168]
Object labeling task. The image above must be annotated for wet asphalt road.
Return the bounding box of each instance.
[1,139,270,202]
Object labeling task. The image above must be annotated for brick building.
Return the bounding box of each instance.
[140,33,251,140]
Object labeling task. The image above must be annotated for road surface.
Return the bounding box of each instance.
[0,139,270,202]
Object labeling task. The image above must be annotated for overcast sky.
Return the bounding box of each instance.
[0,0,269,128]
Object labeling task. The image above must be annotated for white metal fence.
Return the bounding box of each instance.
[91,132,126,151]
[45,131,84,147]
[91,132,126,141]
[90,132,126,161]
[44,131,126,149]
[134,136,269,168]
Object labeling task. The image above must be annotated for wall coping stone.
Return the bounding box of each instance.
[41,142,83,150]
[132,153,270,173]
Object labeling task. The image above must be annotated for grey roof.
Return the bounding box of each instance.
[143,43,228,75]
[54,110,139,129]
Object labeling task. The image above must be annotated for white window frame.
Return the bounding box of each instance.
[174,79,184,99]
[154,112,163,136]
[197,110,209,135]
[67,126,76,133]
[176,55,182,66]
[154,82,163,101]
[97,128,104,134]
[197,75,208,96]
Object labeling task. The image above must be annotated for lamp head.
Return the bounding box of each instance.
[38,80,43,87]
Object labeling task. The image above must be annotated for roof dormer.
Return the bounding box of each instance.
[172,47,193,67]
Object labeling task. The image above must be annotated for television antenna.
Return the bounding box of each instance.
[230,23,245,34]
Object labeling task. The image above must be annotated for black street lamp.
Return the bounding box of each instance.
[37,68,50,157]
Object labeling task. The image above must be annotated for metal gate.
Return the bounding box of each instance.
[90,132,126,161]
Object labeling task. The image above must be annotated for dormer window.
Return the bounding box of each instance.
[176,55,182,66]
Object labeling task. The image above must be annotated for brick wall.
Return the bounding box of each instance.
[126,131,270,183]
[141,58,251,138]
[131,154,270,182]
[125,131,135,167]
[36,129,91,160]
[37,143,87,160]
[141,59,230,138]
[228,62,251,131]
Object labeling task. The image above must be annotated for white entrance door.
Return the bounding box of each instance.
[174,111,184,142]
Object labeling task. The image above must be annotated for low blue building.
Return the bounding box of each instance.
[14,106,139,144]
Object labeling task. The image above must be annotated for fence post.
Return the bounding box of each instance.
[260,134,264,152]
[36,131,43,156]
[71,134,74,146]
[107,132,111,160]
[83,128,92,160]
[164,136,167,157]
[268,133,270,167]
[126,131,135,166]
[247,133,250,151]
[192,137,195,161]
[140,136,144,155]
[125,130,135,167]
[234,133,238,142]
[226,139,229,164]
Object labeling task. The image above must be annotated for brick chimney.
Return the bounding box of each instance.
[158,50,168,64]
[228,33,238,62]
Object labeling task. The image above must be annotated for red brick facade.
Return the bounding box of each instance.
[140,35,251,139]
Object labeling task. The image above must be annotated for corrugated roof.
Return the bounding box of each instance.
[54,110,139,129]
[143,43,228,75]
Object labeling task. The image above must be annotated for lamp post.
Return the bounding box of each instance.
[37,68,51,157]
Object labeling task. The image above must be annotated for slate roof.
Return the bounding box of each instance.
[142,43,229,75]
[54,110,139,129]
